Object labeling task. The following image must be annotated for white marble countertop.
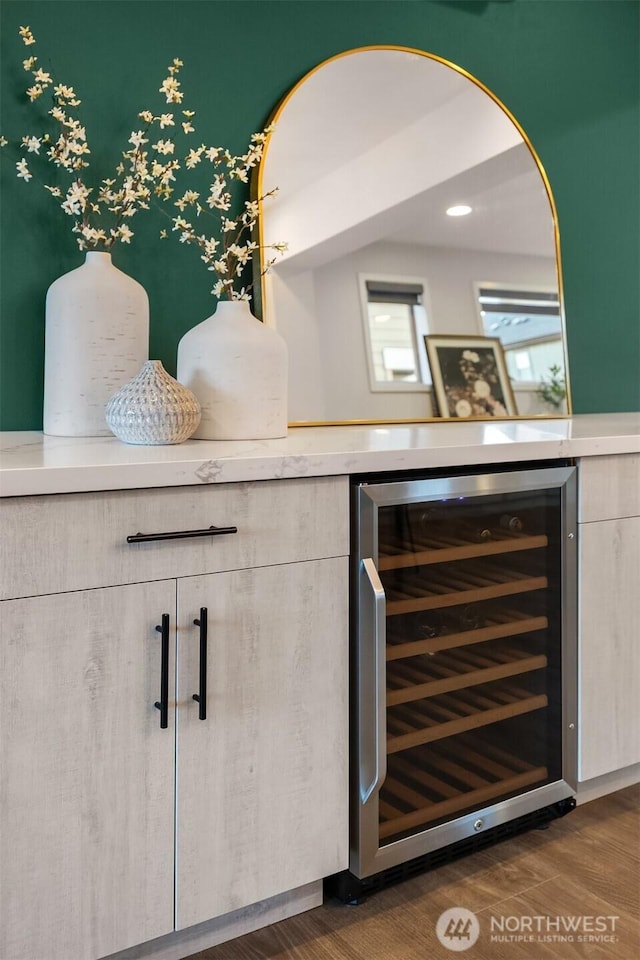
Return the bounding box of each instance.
[1,412,638,497]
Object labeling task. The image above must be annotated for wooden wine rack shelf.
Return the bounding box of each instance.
[378,533,548,570]
[385,562,548,615]
[386,643,547,706]
[379,739,548,839]
[386,610,549,660]
[386,683,548,754]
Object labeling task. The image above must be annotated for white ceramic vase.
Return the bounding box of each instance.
[105,360,201,445]
[176,300,288,440]
[43,251,149,437]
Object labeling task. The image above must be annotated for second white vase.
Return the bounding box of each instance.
[177,300,288,440]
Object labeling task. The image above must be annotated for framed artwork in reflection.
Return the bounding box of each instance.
[424,335,517,418]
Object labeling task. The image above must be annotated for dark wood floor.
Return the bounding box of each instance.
[189,784,639,960]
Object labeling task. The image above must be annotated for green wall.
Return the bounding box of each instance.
[1,0,638,430]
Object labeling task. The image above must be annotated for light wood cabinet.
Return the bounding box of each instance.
[0,477,349,960]
[578,456,640,781]
[176,560,348,928]
[0,583,175,960]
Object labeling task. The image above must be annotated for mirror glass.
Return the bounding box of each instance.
[258,47,570,424]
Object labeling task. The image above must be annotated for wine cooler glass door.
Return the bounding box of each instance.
[353,465,577,879]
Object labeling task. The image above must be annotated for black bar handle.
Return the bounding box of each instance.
[127,525,238,544]
[192,607,208,721]
[154,614,170,729]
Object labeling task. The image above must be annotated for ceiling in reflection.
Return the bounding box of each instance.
[263,50,555,272]
[383,148,554,258]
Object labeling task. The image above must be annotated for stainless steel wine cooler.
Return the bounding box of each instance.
[334,463,577,899]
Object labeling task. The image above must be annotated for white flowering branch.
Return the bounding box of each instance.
[0,25,195,250]
[161,127,287,301]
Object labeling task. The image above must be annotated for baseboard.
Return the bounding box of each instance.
[576,763,640,805]
[101,881,323,960]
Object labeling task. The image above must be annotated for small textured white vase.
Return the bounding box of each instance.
[43,251,149,437]
[105,360,201,445]
[177,300,288,440]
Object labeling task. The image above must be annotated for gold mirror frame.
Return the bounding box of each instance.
[256,45,572,426]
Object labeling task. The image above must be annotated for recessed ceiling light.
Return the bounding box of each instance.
[446,204,472,217]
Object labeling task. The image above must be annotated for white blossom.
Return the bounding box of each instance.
[228,243,252,266]
[61,180,90,215]
[53,83,78,102]
[160,76,183,103]
[152,139,175,155]
[22,135,42,153]
[79,225,108,245]
[229,166,248,183]
[19,26,36,46]
[185,147,204,168]
[33,68,51,85]
[16,158,32,180]
[202,237,218,256]
[112,224,134,243]
[128,130,148,149]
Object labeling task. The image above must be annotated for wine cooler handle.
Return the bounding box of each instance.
[360,558,387,804]
[154,614,170,730]
[192,607,208,720]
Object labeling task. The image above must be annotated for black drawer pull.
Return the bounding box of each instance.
[154,614,170,730]
[192,607,208,721]
[127,525,238,544]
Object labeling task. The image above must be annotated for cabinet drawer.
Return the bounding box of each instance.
[1,476,349,599]
[579,454,640,522]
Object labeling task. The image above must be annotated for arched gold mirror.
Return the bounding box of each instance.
[257,46,571,425]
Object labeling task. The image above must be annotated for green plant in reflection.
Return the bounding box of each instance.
[537,364,566,410]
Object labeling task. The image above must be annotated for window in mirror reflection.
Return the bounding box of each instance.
[475,283,564,385]
[361,276,431,392]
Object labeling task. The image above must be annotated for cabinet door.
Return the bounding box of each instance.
[0,582,176,960]
[175,557,349,928]
[579,517,640,780]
